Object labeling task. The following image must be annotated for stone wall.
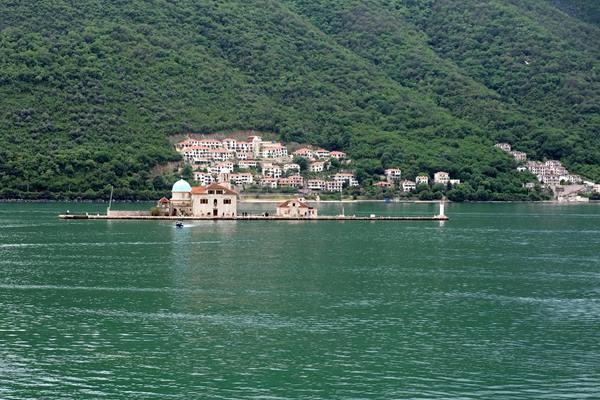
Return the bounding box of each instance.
[107,210,151,217]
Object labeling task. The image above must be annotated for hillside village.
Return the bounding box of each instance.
[175,134,460,197]
[495,143,600,201]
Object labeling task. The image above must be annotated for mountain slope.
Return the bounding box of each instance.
[399,0,600,178]
[546,0,600,24]
[0,0,597,199]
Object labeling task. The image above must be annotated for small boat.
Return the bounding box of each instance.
[175,221,184,228]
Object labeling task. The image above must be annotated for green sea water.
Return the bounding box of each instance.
[0,202,599,399]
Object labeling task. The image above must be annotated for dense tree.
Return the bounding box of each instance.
[0,0,597,200]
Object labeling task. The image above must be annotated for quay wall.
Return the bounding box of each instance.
[60,214,449,221]
[107,210,151,217]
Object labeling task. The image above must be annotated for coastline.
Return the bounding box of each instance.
[1,198,598,204]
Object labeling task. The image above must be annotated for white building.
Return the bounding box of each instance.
[385,168,402,182]
[401,180,416,192]
[293,148,314,159]
[283,163,301,173]
[307,179,326,190]
[333,173,359,187]
[260,177,278,188]
[262,164,283,178]
[208,148,235,161]
[193,172,214,186]
[222,138,237,151]
[325,180,343,192]
[495,143,511,152]
[230,173,253,185]
[330,151,347,160]
[248,135,263,158]
[286,175,304,188]
[510,151,527,162]
[434,171,450,185]
[309,162,326,173]
[415,175,429,186]
[238,160,257,169]
[276,198,317,218]
[314,149,330,159]
[261,143,288,159]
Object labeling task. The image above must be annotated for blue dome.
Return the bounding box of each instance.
[172,179,192,192]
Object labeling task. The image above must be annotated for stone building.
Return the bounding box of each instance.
[276,198,317,218]
[166,179,237,217]
[190,183,238,217]
[170,179,193,216]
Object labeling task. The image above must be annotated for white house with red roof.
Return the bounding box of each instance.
[434,171,450,184]
[276,198,317,218]
[293,147,314,159]
[330,151,346,160]
[314,149,331,159]
[385,168,402,182]
[309,161,326,172]
[374,181,393,188]
[415,175,429,186]
[261,143,288,159]
[156,197,171,215]
[262,164,282,178]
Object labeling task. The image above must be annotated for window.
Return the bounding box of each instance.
[224,199,231,204]
[216,190,223,194]
[208,190,215,194]
[200,199,208,204]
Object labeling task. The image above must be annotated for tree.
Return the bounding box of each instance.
[181,164,193,180]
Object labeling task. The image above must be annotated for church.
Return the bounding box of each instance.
[162,179,238,217]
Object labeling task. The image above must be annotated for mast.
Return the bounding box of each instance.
[107,186,114,214]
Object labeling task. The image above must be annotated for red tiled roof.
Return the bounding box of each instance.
[158,197,170,203]
[277,198,312,208]
[191,183,237,195]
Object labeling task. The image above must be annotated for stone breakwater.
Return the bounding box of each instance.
[59,214,449,221]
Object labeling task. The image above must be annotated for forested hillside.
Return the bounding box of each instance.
[0,0,598,200]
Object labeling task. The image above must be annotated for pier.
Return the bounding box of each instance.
[58,214,448,221]
[60,194,449,221]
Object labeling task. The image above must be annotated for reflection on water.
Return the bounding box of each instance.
[0,202,599,399]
